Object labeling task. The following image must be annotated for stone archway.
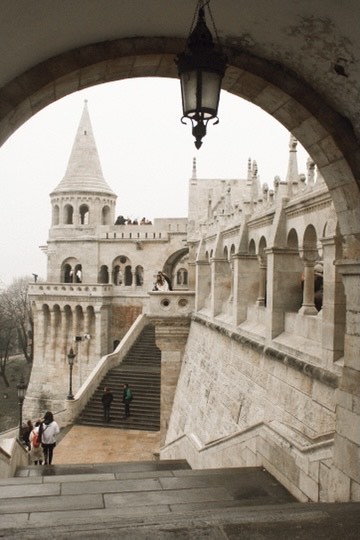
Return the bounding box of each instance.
[6,36,359,502]
[1,36,360,254]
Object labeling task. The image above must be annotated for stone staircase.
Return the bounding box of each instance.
[77,324,161,431]
[1,460,359,539]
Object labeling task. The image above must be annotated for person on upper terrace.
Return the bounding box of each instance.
[153,271,172,291]
[115,215,126,225]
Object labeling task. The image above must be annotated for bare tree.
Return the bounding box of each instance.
[0,301,16,386]
[1,277,33,364]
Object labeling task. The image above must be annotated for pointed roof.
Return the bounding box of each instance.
[52,101,115,196]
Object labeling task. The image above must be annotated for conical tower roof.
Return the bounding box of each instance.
[52,101,115,196]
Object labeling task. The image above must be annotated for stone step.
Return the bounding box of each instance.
[77,324,161,431]
[3,462,359,539]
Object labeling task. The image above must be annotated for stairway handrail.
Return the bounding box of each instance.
[161,420,334,458]
[64,313,148,424]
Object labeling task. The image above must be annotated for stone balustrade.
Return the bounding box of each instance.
[28,283,113,297]
[147,291,195,317]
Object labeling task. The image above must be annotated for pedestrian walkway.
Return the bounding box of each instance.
[53,425,160,465]
[4,459,360,539]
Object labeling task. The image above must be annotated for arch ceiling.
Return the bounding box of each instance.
[1,1,360,251]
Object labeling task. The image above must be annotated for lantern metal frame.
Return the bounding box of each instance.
[16,377,27,440]
[67,347,76,400]
[176,0,227,149]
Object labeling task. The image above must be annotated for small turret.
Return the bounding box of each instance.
[285,134,299,195]
[49,101,117,229]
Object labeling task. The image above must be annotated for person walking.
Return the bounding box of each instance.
[29,420,43,465]
[39,411,60,465]
[22,419,33,450]
[122,383,133,419]
[101,387,114,422]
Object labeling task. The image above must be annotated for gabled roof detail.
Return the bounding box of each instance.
[52,101,115,195]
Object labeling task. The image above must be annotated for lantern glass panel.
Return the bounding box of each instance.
[180,71,197,117]
[181,69,222,119]
[200,71,222,117]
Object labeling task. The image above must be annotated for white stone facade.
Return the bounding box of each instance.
[23,103,360,504]
[25,103,190,419]
[161,138,360,503]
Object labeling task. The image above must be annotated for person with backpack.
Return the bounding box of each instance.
[29,420,43,465]
[122,383,133,419]
[39,411,60,465]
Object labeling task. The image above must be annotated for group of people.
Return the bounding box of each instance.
[101,383,133,422]
[115,215,152,225]
[21,411,60,466]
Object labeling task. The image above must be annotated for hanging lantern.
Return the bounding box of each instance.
[176,1,227,149]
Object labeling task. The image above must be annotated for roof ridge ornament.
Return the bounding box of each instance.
[176,0,227,149]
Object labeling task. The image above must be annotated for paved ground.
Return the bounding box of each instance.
[1,426,360,538]
[53,424,161,464]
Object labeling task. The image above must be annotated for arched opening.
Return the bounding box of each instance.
[0,38,358,248]
[124,265,132,286]
[257,236,267,307]
[102,205,111,225]
[64,204,74,225]
[286,228,303,312]
[63,263,72,283]
[2,36,360,504]
[79,204,90,225]
[99,265,109,284]
[52,204,60,226]
[135,265,144,286]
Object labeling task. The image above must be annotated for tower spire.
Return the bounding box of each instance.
[192,157,197,179]
[52,101,115,195]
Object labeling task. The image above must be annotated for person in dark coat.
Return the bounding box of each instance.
[122,383,133,419]
[101,387,114,422]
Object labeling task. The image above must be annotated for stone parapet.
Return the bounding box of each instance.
[147,291,195,318]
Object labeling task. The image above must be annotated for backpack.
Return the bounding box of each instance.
[32,430,40,448]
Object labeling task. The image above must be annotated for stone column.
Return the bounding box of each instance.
[195,260,210,311]
[256,256,267,307]
[232,254,258,325]
[211,258,230,317]
[299,262,318,315]
[49,307,57,363]
[33,304,45,361]
[321,236,346,364]
[266,248,287,339]
[330,259,360,501]
[155,320,190,446]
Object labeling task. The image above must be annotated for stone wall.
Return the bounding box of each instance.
[163,317,338,501]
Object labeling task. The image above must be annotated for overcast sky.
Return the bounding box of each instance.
[0,77,309,286]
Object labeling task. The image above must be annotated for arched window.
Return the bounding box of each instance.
[99,265,109,284]
[113,265,122,285]
[176,268,188,285]
[102,205,111,225]
[53,204,60,226]
[64,204,74,225]
[74,264,82,283]
[63,264,72,283]
[135,265,144,286]
[248,239,256,254]
[124,265,132,286]
[79,204,89,225]
[287,228,299,250]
